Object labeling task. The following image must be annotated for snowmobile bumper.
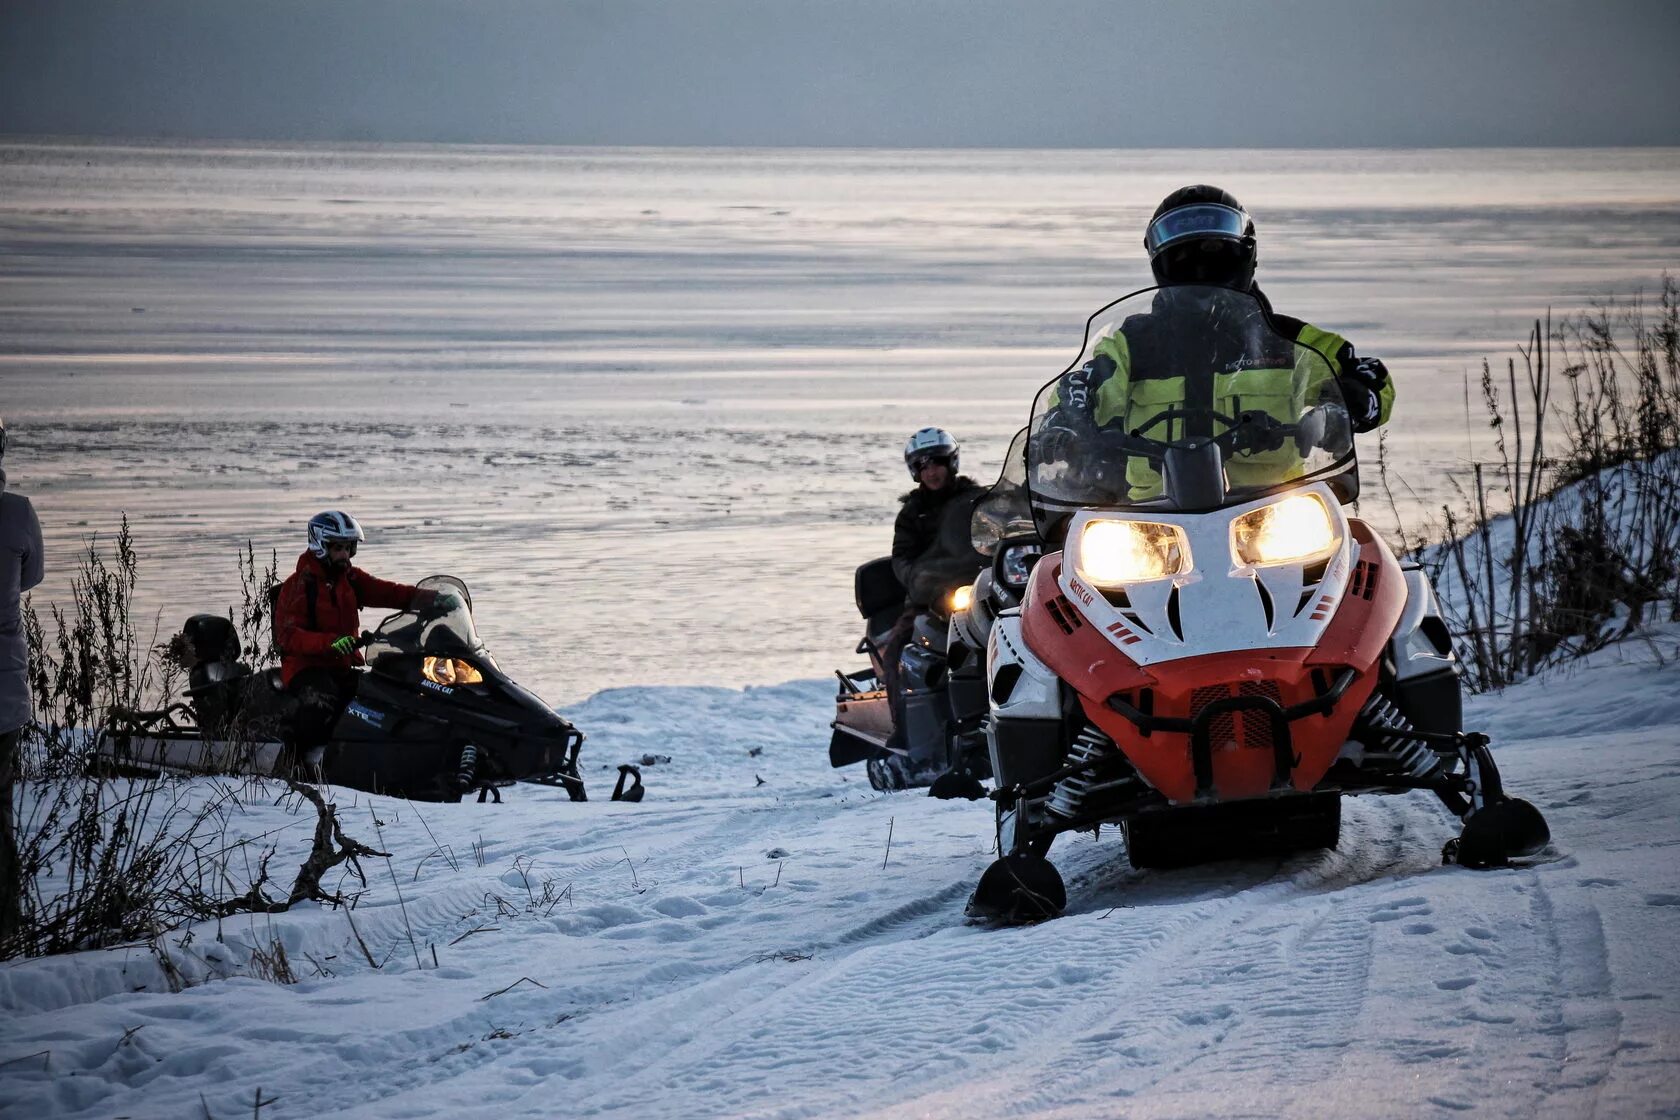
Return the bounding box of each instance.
[1103,667,1359,799]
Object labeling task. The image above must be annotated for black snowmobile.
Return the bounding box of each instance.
[96,576,616,803]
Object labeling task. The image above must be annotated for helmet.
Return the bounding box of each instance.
[307,510,365,559]
[903,427,959,479]
[1145,185,1257,291]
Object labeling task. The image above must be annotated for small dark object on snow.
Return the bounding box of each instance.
[928,770,986,801]
[611,765,644,802]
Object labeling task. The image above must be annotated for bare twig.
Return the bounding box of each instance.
[449,925,500,946]
[480,976,548,1001]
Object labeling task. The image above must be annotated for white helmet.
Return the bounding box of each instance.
[903,427,959,479]
[307,510,365,559]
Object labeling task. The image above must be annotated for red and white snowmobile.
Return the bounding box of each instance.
[968,285,1550,922]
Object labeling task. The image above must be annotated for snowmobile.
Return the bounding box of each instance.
[96,575,601,803]
[830,486,994,794]
[968,285,1550,922]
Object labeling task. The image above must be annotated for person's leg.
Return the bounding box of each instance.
[0,727,21,947]
[879,608,919,747]
[287,668,354,755]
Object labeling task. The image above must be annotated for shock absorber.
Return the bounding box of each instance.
[1047,724,1139,820]
[456,743,479,792]
[1355,694,1444,780]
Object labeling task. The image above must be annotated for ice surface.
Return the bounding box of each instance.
[4,141,1679,701]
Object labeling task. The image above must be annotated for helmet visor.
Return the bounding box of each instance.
[1145,203,1249,258]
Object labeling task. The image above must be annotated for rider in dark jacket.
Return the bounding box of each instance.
[881,429,986,744]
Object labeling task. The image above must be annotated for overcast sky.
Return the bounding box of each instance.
[2,0,1677,147]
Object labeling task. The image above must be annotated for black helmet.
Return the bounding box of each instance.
[1145,185,1257,291]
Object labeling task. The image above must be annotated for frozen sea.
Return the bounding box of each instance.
[3,140,1679,702]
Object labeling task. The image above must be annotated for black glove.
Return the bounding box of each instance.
[1342,355,1388,433]
[1060,359,1104,415]
[1033,419,1080,464]
[1234,410,1287,454]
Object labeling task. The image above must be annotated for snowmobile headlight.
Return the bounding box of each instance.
[1231,493,1338,567]
[947,584,975,614]
[1077,519,1190,587]
[423,657,483,686]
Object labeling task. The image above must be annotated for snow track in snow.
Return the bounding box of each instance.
[4,639,1680,1118]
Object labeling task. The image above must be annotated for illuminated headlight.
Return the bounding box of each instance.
[1231,493,1338,567]
[1077,519,1191,587]
[423,657,483,686]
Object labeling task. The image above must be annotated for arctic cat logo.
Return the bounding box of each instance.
[345,701,386,728]
[421,680,455,695]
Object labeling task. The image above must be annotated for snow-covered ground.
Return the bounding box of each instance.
[3,631,1678,1118]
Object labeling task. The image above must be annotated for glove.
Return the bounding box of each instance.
[1295,404,1353,456]
[1342,355,1388,432]
[1234,410,1287,454]
[1060,359,1105,414]
[330,635,358,656]
[1032,420,1081,464]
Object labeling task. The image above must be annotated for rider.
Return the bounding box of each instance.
[1040,185,1393,502]
[881,428,985,741]
[273,511,457,757]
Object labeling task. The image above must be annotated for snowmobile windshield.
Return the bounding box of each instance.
[1025,284,1356,536]
[365,575,498,669]
[971,427,1036,556]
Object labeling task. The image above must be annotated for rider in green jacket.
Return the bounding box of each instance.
[1041,185,1393,498]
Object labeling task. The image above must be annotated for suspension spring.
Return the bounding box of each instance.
[1355,694,1443,780]
[1047,724,1139,819]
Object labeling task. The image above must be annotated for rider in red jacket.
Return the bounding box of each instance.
[273,511,456,754]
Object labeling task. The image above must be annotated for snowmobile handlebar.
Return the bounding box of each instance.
[1095,406,1310,462]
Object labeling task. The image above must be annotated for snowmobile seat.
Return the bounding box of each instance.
[183,613,240,665]
[181,613,253,733]
[855,557,907,649]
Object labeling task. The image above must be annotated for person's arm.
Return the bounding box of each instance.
[1294,322,1393,432]
[19,498,42,593]
[890,504,921,587]
[346,569,435,612]
[273,576,341,657]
